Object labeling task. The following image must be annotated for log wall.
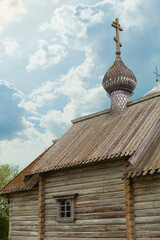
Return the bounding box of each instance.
[44,160,127,240]
[9,188,39,240]
[133,174,160,240]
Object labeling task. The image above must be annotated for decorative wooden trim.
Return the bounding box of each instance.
[38,174,45,240]
[53,192,78,200]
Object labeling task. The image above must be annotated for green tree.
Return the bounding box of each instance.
[0,164,19,240]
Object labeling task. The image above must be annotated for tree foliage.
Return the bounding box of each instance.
[0,164,19,240]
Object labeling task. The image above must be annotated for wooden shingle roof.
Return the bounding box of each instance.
[0,92,160,194]
[125,116,160,178]
[26,92,159,176]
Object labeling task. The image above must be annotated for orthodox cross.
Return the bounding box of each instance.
[111,18,123,55]
[154,66,160,82]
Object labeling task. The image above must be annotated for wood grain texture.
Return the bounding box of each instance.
[9,188,38,240]
[133,174,160,239]
[44,160,127,239]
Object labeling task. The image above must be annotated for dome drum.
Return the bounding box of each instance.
[110,90,130,114]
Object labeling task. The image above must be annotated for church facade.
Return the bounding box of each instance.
[1,18,160,240]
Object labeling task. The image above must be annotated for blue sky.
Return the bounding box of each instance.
[0,0,160,170]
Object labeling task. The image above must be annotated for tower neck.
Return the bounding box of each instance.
[110,90,130,114]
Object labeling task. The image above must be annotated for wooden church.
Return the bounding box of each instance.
[1,18,160,240]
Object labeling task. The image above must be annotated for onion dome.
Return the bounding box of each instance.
[144,80,160,97]
[103,55,137,95]
[102,18,137,114]
[144,67,160,97]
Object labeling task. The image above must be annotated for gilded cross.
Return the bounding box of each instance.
[111,18,123,55]
[154,66,160,82]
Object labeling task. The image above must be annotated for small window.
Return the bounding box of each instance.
[53,193,77,223]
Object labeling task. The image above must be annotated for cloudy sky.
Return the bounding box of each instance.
[0,0,160,170]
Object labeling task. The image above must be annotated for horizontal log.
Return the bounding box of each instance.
[11,195,38,202]
[45,179,124,194]
[76,211,126,220]
[136,231,160,238]
[135,209,160,217]
[134,187,160,196]
[45,184,124,199]
[135,216,160,224]
[45,225,106,232]
[11,200,38,207]
[11,216,38,221]
[44,231,127,238]
[45,171,123,188]
[44,224,126,232]
[75,198,125,208]
[11,226,38,231]
[45,160,123,180]
[11,205,38,211]
[136,239,160,240]
[11,231,38,236]
[45,211,126,221]
[134,193,160,203]
[10,237,38,240]
[134,201,160,210]
[11,189,38,198]
[11,210,38,216]
[135,223,160,231]
[133,180,160,189]
[44,238,126,240]
[133,174,160,183]
[11,221,38,226]
[45,218,126,226]
[45,191,125,204]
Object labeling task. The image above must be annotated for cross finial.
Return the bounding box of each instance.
[154,66,160,82]
[111,18,123,56]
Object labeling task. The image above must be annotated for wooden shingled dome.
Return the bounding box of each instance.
[102,55,137,95]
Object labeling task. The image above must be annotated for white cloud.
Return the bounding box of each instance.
[0,118,54,169]
[40,51,106,132]
[26,40,67,71]
[1,38,21,56]
[19,81,57,114]
[0,0,26,33]
[39,22,51,32]
[0,80,24,98]
[40,4,104,44]
[79,7,104,26]
[50,6,87,43]
[113,0,145,30]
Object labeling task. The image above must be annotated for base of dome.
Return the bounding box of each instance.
[110,90,130,114]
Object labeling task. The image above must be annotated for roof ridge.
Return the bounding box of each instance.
[72,92,160,124]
